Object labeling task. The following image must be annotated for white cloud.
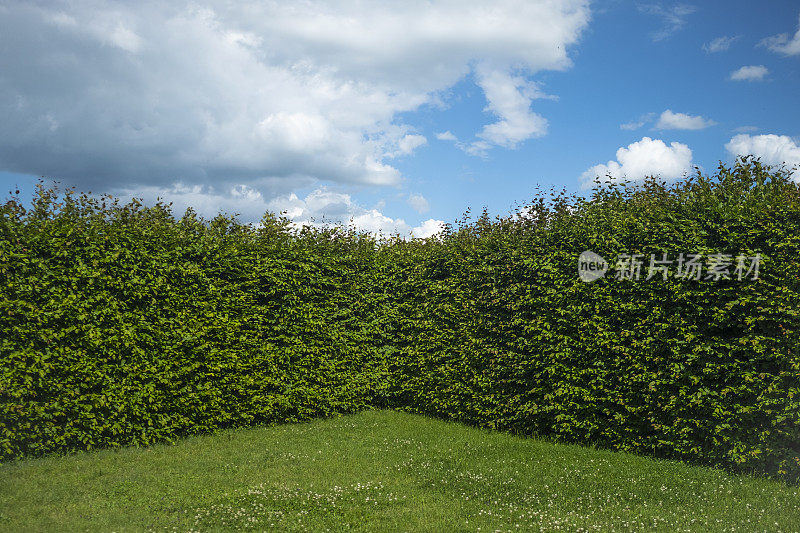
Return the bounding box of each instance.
[580,137,693,188]
[0,0,591,201]
[759,13,800,56]
[386,134,427,158]
[411,219,445,239]
[117,182,276,223]
[268,189,396,233]
[121,182,443,236]
[620,120,646,131]
[638,3,696,41]
[398,134,427,155]
[702,35,737,53]
[729,65,769,81]
[436,131,458,141]
[270,188,446,238]
[725,134,800,181]
[468,65,549,154]
[462,140,493,157]
[620,112,656,131]
[655,110,716,130]
[407,193,430,214]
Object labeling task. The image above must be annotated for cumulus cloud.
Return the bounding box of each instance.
[467,65,551,155]
[117,183,270,222]
[729,65,769,81]
[122,183,443,236]
[386,134,427,158]
[411,219,446,239]
[655,110,716,130]
[638,3,696,41]
[407,193,430,214]
[0,0,590,199]
[702,35,737,53]
[580,137,693,188]
[269,188,445,238]
[759,13,800,56]
[436,131,458,142]
[725,134,800,181]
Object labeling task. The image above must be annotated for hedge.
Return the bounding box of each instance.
[0,191,390,456]
[387,160,800,481]
[1,157,798,481]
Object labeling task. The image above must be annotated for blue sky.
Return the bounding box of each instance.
[1,1,799,236]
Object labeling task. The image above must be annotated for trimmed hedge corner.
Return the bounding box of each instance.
[1,157,799,481]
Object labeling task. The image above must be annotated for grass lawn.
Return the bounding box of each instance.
[0,410,798,532]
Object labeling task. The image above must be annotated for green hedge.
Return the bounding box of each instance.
[387,160,800,481]
[1,158,799,481]
[0,190,391,457]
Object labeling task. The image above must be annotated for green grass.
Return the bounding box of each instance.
[1,410,798,532]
